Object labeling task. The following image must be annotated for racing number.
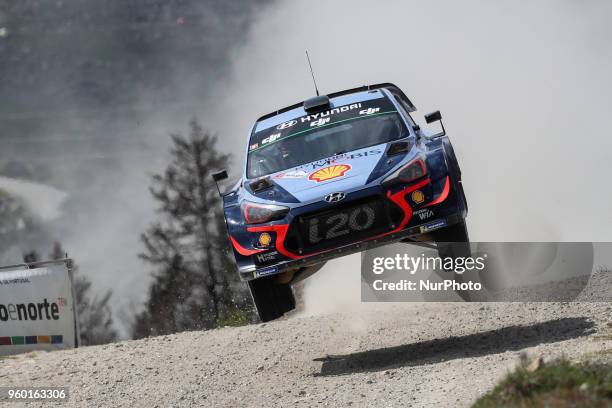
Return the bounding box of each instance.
[308,205,376,244]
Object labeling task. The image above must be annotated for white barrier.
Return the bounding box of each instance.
[0,260,79,356]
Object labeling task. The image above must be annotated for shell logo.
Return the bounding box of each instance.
[411,190,425,204]
[309,164,351,182]
[258,232,272,247]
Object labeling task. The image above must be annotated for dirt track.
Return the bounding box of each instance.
[1,300,611,407]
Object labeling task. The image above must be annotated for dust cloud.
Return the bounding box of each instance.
[3,1,611,327]
[212,0,612,316]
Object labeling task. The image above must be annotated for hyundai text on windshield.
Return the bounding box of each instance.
[247,96,408,179]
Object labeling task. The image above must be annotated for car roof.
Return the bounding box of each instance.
[254,82,416,133]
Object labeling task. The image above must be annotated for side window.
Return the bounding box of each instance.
[392,98,417,137]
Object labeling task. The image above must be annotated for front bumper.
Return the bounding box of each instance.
[229,174,466,281]
[240,213,464,280]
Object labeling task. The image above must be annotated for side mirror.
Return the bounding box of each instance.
[212,170,228,182]
[424,110,442,124]
[423,110,446,137]
[212,170,228,196]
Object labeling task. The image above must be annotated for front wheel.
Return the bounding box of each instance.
[432,220,472,300]
[433,219,470,259]
[248,276,296,322]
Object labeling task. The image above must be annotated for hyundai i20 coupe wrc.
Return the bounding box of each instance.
[213,83,469,322]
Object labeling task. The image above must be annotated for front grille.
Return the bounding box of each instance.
[284,195,403,254]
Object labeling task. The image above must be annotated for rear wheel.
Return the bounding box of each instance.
[248,276,296,322]
[432,220,472,300]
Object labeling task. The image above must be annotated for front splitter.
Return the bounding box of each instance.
[239,214,463,280]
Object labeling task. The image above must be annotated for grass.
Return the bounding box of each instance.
[472,359,612,408]
[215,307,255,328]
[582,347,612,363]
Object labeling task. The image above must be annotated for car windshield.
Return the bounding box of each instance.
[247,98,408,178]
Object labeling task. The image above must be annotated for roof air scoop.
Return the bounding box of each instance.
[303,95,330,114]
[249,177,273,193]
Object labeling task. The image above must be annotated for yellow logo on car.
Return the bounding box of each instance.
[308,164,351,183]
[411,190,425,204]
[258,232,272,247]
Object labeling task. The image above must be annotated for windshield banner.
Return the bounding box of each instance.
[249,96,398,152]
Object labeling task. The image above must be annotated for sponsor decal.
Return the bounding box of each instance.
[262,133,281,145]
[256,251,279,263]
[258,232,272,247]
[276,120,297,130]
[249,143,259,151]
[310,117,330,127]
[411,190,425,204]
[255,266,279,278]
[419,219,448,233]
[286,149,384,173]
[309,164,351,182]
[0,298,61,322]
[266,149,383,174]
[309,150,383,170]
[413,208,434,221]
[273,169,308,179]
[359,107,380,115]
[0,264,77,352]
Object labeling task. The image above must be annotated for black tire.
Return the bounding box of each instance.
[458,181,468,214]
[444,140,468,215]
[433,219,470,259]
[432,219,472,300]
[248,276,296,322]
[445,142,461,181]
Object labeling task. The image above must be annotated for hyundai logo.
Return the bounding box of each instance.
[276,120,297,130]
[324,192,346,203]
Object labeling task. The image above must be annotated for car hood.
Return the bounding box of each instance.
[268,144,387,203]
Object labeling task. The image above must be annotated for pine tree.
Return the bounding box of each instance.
[23,242,118,345]
[49,242,118,345]
[22,250,41,264]
[132,119,251,339]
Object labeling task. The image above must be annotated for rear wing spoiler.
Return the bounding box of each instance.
[256,82,417,123]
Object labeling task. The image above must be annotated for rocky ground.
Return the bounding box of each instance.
[1,300,611,407]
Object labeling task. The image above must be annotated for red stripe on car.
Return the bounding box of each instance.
[247,224,301,260]
[229,235,264,256]
[248,178,434,260]
[424,176,450,207]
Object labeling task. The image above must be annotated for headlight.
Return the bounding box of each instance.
[241,201,289,224]
[383,157,427,185]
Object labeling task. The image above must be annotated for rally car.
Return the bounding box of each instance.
[213,83,469,321]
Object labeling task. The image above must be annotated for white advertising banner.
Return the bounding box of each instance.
[0,261,77,355]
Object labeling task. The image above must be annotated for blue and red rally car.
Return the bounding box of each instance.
[213,83,469,321]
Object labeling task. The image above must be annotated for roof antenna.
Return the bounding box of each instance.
[305,50,320,96]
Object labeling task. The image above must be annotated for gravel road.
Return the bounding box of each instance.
[1,300,611,407]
